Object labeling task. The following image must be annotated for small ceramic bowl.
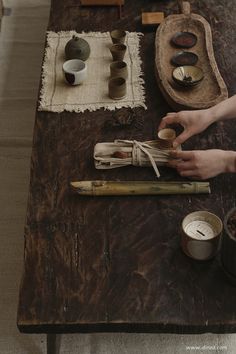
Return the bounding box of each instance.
[171,51,198,66]
[62,59,87,85]
[172,65,204,87]
[171,31,197,48]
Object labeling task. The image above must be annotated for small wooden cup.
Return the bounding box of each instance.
[110,61,128,80]
[110,30,126,44]
[108,77,126,100]
[157,128,176,149]
[110,44,127,61]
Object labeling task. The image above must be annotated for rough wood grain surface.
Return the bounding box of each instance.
[17,0,236,334]
[155,1,228,110]
[80,0,124,5]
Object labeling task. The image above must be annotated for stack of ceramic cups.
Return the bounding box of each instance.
[109,30,128,100]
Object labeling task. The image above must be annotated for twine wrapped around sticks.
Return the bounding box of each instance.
[94,139,180,178]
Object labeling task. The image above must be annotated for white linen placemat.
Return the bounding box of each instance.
[39,31,147,113]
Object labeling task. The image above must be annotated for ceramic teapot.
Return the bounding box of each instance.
[65,35,90,61]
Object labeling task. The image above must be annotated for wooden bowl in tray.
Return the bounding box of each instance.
[155,0,228,110]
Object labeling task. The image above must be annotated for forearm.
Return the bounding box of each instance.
[224,151,236,173]
[208,95,236,123]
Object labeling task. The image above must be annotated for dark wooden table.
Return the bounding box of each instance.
[17,0,236,353]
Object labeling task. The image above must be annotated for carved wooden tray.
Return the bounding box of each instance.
[155,0,228,110]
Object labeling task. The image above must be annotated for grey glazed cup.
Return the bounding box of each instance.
[110,44,127,61]
[110,30,126,44]
[110,61,128,80]
[108,77,127,100]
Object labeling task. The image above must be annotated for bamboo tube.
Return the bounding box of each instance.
[70,181,210,196]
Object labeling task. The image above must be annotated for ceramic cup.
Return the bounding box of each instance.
[110,61,128,80]
[62,59,87,85]
[110,44,127,61]
[221,207,236,285]
[108,77,127,100]
[157,128,176,149]
[110,29,126,44]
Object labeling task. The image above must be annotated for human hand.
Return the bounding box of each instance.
[158,109,215,147]
[169,149,236,180]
